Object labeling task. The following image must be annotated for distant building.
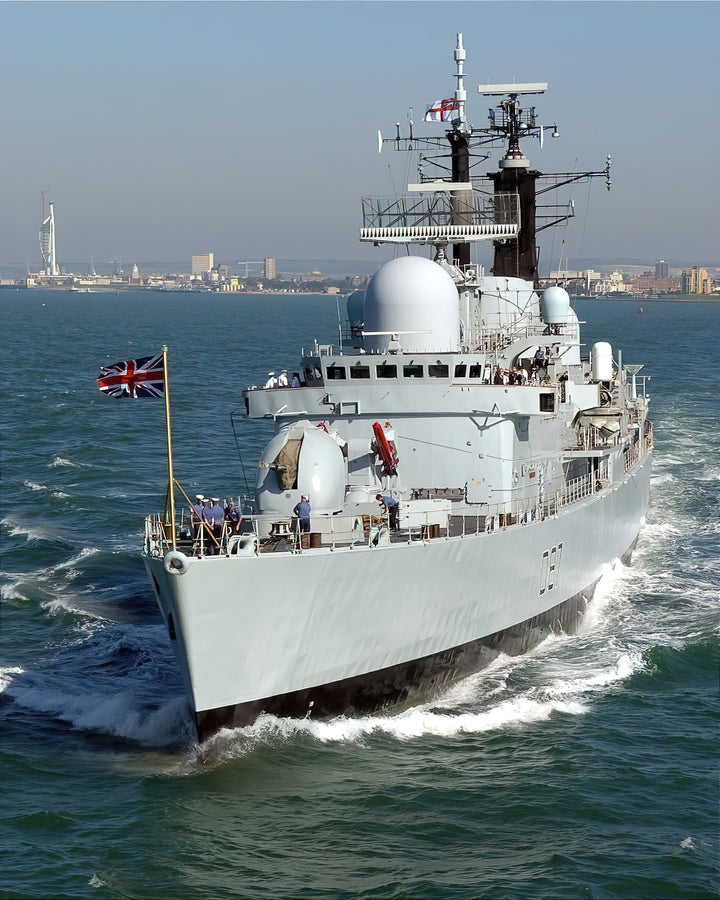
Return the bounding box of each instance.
[192,253,214,275]
[264,258,276,280]
[631,275,680,295]
[597,271,631,295]
[682,266,711,294]
[39,200,58,276]
[655,260,668,278]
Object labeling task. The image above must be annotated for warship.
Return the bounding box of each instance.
[142,36,652,741]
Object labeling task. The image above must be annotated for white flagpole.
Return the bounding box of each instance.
[162,345,176,551]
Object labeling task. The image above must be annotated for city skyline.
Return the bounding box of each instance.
[1,2,718,271]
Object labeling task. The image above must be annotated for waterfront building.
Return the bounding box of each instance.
[631,275,680,295]
[682,266,711,294]
[655,259,668,278]
[192,253,214,275]
[264,258,276,280]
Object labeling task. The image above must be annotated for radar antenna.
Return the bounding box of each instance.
[364,39,612,284]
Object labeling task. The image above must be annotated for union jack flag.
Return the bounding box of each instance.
[97,353,165,398]
[424,98,460,123]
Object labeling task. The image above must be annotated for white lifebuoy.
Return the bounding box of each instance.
[164,550,190,575]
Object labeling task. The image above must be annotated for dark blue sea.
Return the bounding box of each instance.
[1,291,718,900]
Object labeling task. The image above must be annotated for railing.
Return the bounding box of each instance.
[144,507,451,559]
[575,424,621,451]
[623,419,653,472]
[360,193,518,231]
[144,454,625,561]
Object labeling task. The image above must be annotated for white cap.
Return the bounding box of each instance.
[211,497,220,503]
[268,372,275,376]
[196,494,205,501]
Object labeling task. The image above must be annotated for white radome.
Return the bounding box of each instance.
[363,256,459,353]
[540,286,571,325]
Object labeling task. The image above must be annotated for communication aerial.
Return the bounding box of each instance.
[364,35,612,282]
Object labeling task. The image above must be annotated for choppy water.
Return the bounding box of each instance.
[1,291,718,900]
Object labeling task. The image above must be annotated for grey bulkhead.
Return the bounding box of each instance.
[250,262,593,513]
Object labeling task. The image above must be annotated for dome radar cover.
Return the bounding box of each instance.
[363,256,459,353]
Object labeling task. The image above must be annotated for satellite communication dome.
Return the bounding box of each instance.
[363,256,459,353]
[540,286,571,325]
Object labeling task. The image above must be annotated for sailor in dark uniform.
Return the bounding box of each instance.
[204,498,225,554]
[293,495,311,533]
[376,493,400,530]
[225,500,242,534]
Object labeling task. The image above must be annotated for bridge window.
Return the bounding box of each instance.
[428,364,449,378]
[454,364,467,378]
[469,364,483,378]
[304,365,322,384]
[403,364,424,378]
[376,363,397,379]
[326,365,346,380]
[350,365,370,379]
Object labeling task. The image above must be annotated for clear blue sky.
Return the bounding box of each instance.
[1,1,717,271]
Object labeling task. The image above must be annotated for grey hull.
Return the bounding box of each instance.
[145,456,651,740]
[193,578,599,740]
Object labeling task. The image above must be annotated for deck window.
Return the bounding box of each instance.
[469,364,483,378]
[428,364,449,378]
[540,393,555,412]
[376,363,397,379]
[326,365,346,380]
[403,364,424,378]
[304,365,322,384]
[350,365,370,379]
[454,364,467,378]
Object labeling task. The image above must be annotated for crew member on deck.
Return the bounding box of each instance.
[277,370,288,387]
[293,495,311,534]
[225,500,242,534]
[191,494,205,540]
[376,493,400,531]
[204,498,225,554]
[264,372,278,388]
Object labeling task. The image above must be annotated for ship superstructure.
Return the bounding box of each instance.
[142,36,652,740]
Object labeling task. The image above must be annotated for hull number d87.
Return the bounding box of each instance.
[539,543,563,595]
